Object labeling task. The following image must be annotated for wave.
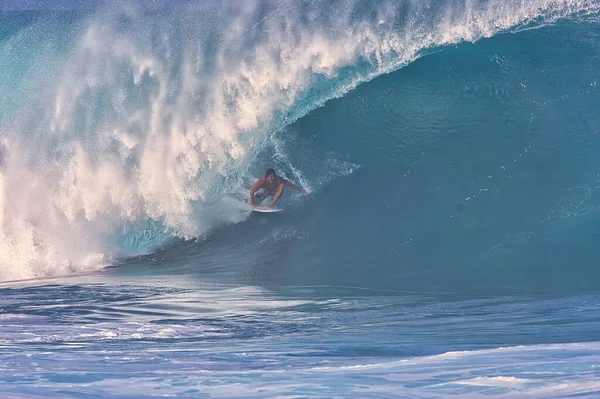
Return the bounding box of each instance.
[0,0,598,282]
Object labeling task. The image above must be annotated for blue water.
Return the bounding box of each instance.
[1,1,600,398]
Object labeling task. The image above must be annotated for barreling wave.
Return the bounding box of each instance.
[0,0,598,282]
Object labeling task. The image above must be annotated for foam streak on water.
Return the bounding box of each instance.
[1,280,599,398]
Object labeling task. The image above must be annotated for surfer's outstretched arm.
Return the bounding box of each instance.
[281,178,308,194]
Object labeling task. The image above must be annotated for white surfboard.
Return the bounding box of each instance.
[252,206,283,213]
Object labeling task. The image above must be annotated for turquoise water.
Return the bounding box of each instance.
[1,1,600,397]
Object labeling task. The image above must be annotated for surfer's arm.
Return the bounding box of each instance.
[249,179,263,206]
[269,184,285,208]
[281,178,308,194]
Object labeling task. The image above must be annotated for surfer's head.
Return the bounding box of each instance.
[265,168,276,183]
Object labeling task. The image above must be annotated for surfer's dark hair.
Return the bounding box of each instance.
[265,168,276,176]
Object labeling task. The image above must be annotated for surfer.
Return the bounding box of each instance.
[249,168,309,208]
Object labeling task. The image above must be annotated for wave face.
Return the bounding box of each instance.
[0,0,599,282]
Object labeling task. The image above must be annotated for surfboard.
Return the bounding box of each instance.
[252,207,283,213]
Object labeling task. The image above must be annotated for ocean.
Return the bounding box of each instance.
[1,0,600,398]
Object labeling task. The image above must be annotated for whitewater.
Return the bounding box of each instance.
[1,0,600,397]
